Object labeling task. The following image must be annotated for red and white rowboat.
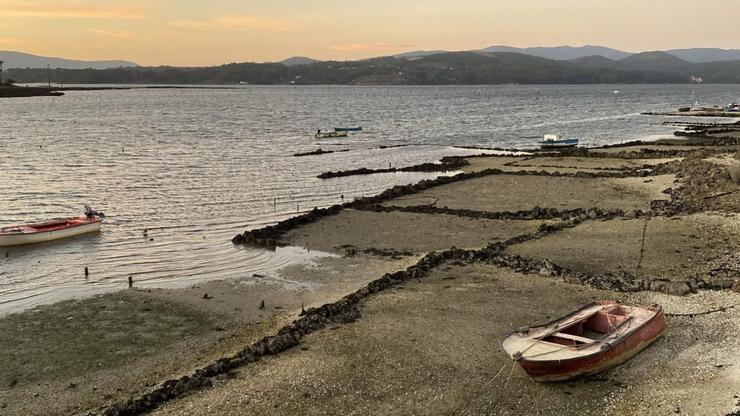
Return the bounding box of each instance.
[501,300,666,382]
[0,207,104,247]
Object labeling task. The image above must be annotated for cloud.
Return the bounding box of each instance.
[167,20,211,30]
[89,29,136,39]
[329,42,413,52]
[0,1,145,19]
[0,37,20,46]
[213,16,298,32]
[168,16,298,32]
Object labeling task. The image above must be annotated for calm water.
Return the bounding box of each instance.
[1,84,739,314]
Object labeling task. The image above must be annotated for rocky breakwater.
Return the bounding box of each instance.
[317,156,469,179]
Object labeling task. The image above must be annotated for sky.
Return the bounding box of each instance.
[0,0,739,66]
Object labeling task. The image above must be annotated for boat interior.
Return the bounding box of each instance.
[540,304,636,347]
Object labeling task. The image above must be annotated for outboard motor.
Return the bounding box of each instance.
[84,204,106,219]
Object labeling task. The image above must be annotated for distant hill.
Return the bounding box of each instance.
[13,51,733,85]
[665,48,740,63]
[392,45,740,64]
[279,56,320,66]
[568,55,619,68]
[0,51,137,69]
[616,51,693,71]
[394,50,448,59]
[481,45,632,60]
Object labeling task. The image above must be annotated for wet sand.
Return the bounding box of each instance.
[1,140,738,416]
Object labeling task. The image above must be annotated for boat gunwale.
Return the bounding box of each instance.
[501,301,665,364]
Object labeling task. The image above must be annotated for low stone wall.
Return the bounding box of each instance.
[293,148,349,157]
[234,164,683,248]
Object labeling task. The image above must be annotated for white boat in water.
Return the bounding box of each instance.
[540,134,579,149]
[0,206,104,246]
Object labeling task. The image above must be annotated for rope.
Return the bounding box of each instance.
[666,304,737,317]
[519,344,571,359]
[502,359,517,389]
[443,360,514,416]
[636,217,650,273]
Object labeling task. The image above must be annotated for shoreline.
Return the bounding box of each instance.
[1,132,739,415]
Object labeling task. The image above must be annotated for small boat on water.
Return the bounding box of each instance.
[314,130,349,139]
[501,300,666,382]
[540,134,579,149]
[0,205,105,247]
[333,126,363,132]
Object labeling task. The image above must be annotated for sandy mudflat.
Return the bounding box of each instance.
[2,141,738,416]
[151,263,739,416]
[507,213,740,284]
[282,209,544,254]
[462,155,529,173]
[589,145,706,154]
[464,155,681,175]
[508,156,681,170]
[382,174,675,212]
[0,290,282,416]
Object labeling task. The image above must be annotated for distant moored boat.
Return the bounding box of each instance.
[0,206,104,246]
[333,126,363,132]
[540,134,579,149]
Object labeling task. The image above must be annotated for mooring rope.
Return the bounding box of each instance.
[636,217,650,273]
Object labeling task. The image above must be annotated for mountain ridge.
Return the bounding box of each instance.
[280,46,740,66]
[10,50,740,85]
[0,51,137,70]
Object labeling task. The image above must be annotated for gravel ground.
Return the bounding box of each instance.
[152,263,739,416]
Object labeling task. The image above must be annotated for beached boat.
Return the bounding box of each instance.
[501,300,666,382]
[540,134,579,149]
[333,126,363,132]
[314,130,349,139]
[0,206,105,246]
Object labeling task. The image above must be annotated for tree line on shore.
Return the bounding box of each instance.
[6,51,740,85]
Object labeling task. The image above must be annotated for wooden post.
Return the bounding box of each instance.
[128,276,133,288]
[84,266,89,277]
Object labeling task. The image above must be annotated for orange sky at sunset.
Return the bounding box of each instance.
[1,0,738,66]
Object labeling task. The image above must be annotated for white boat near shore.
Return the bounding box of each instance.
[540,134,579,149]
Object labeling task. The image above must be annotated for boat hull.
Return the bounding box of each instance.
[540,138,579,149]
[314,132,349,139]
[0,219,101,246]
[512,306,666,382]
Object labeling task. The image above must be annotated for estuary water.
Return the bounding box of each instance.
[1,84,739,314]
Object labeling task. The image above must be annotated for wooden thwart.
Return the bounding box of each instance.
[551,332,597,344]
